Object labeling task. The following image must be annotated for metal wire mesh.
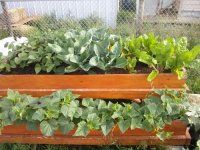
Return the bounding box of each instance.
[0,0,199,45]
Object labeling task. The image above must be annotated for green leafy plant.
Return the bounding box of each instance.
[0,28,126,74]
[0,30,64,73]
[1,29,199,83]
[48,28,126,73]
[79,16,103,30]
[0,29,9,40]
[0,143,149,150]
[123,33,200,81]
[187,58,200,94]
[28,14,62,31]
[0,88,193,141]
[27,14,103,33]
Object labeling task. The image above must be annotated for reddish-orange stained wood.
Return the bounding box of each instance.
[0,74,190,145]
[0,121,190,145]
[0,134,189,145]
[1,120,187,136]
[0,74,186,99]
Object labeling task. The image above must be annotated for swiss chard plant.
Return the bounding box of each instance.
[0,89,196,141]
[0,28,126,74]
[123,33,200,81]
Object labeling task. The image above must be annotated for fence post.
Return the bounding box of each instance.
[135,0,145,36]
[1,1,13,36]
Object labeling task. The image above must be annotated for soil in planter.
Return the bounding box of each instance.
[0,63,171,75]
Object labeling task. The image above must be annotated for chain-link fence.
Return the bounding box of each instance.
[0,0,200,45]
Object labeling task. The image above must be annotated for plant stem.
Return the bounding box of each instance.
[32,144,37,150]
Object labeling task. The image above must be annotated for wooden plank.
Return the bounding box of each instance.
[0,121,191,145]
[0,74,186,99]
[0,134,190,145]
[1,121,187,136]
[0,74,191,145]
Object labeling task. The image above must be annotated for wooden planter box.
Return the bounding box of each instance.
[0,74,191,145]
[0,74,186,99]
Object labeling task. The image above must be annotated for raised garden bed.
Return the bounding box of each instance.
[0,121,190,145]
[0,73,191,145]
[0,74,185,99]
[1,28,199,146]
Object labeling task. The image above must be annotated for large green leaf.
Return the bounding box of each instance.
[147,103,158,115]
[190,45,200,60]
[57,54,71,63]
[48,43,63,53]
[101,120,114,136]
[61,105,69,118]
[98,100,107,110]
[111,42,121,57]
[79,64,91,72]
[27,121,38,131]
[68,101,78,120]
[69,55,79,64]
[118,119,131,133]
[46,64,55,73]
[131,118,142,130]
[64,65,79,73]
[115,57,126,68]
[61,101,78,120]
[7,89,19,101]
[82,98,95,107]
[97,60,106,70]
[64,31,75,39]
[32,109,45,121]
[34,64,41,74]
[89,56,99,66]
[93,44,100,57]
[147,70,159,82]
[139,52,156,65]
[40,121,54,136]
[54,66,65,74]
[59,121,75,135]
[74,121,89,137]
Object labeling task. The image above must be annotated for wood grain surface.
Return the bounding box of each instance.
[0,74,186,99]
[0,74,190,145]
[0,121,190,145]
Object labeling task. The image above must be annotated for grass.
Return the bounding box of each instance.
[0,28,9,40]
[187,57,200,94]
[0,144,179,150]
[17,10,200,46]
[0,144,167,150]
[143,23,200,42]
[26,15,105,33]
